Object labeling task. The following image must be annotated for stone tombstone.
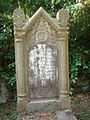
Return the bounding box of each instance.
[0,79,8,104]
[13,7,70,109]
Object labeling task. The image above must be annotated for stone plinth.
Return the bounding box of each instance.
[27,99,61,112]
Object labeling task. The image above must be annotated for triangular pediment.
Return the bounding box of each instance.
[24,7,59,32]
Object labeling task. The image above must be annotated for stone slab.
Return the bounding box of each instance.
[56,109,77,120]
[27,99,61,112]
[0,81,8,104]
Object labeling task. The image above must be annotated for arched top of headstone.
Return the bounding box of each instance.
[57,8,69,27]
[24,7,59,32]
[13,8,25,28]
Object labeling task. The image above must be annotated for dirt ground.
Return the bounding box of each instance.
[0,93,90,120]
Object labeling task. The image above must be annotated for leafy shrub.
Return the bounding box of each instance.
[68,4,90,94]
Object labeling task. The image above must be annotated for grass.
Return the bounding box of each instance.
[0,93,90,120]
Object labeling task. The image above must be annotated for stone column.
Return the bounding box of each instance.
[13,9,27,109]
[56,8,70,109]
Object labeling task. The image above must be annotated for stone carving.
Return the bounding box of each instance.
[28,44,57,87]
[27,17,57,44]
[28,44,58,98]
[57,8,69,27]
[13,7,70,109]
[13,9,25,28]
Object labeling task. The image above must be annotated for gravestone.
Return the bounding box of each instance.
[0,78,8,104]
[13,7,70,110]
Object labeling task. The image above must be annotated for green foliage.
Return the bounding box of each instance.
[0,0,16,100]
[0,20,16,100]
[0,0,90,99]
[68,4,90,94]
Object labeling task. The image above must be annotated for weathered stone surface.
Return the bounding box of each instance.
[13,9,25,28]
[13,7,70,110]
[57,8,69,27]
[27,99,61,111]
[28,44,58,99]
[0,80,8,104]
[26,16,58,44]
[75,79,90,92]
[56,110,77,120]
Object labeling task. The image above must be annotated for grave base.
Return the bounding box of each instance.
[26,99,62,112]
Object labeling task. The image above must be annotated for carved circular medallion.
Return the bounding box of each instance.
[13,9,25,27]
[57,8,69,27]
[35,30,48,42]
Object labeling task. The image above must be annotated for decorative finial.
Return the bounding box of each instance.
[13,9,25,28]
[57,8,69,27]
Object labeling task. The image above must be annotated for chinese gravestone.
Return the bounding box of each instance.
[13,7,70,110]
